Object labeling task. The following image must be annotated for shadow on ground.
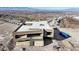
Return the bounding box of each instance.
[44,37,53,46]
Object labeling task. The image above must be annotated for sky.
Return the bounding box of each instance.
[0,0,79,7]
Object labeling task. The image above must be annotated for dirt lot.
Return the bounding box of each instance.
[13,28,79,51]
[0,21,79,51]
[0,20,18,50]
[0,12,79,51]
[59,28,79,51]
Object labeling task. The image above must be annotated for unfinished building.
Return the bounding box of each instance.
[13,21,54,46]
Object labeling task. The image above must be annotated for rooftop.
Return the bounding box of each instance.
[17,21,52,32]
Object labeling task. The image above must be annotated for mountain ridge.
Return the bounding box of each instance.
[0,7,79,12]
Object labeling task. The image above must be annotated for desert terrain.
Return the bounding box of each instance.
[0,10,79,51]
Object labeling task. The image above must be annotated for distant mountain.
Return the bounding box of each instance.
[0,7,79,12]
[0,7,38,11]
[63,7,79,12]
[35,7,79,12]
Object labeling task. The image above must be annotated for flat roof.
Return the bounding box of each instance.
[17,21,52,32]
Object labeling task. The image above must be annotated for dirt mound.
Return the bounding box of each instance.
[60,17,79,28]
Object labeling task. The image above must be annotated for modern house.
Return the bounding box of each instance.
[13,21,54,46]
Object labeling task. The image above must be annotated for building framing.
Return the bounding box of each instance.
[13,21,53,46]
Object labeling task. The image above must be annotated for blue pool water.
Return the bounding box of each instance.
[59,32,71,39]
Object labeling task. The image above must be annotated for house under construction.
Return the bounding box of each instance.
[13,21,54,46]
